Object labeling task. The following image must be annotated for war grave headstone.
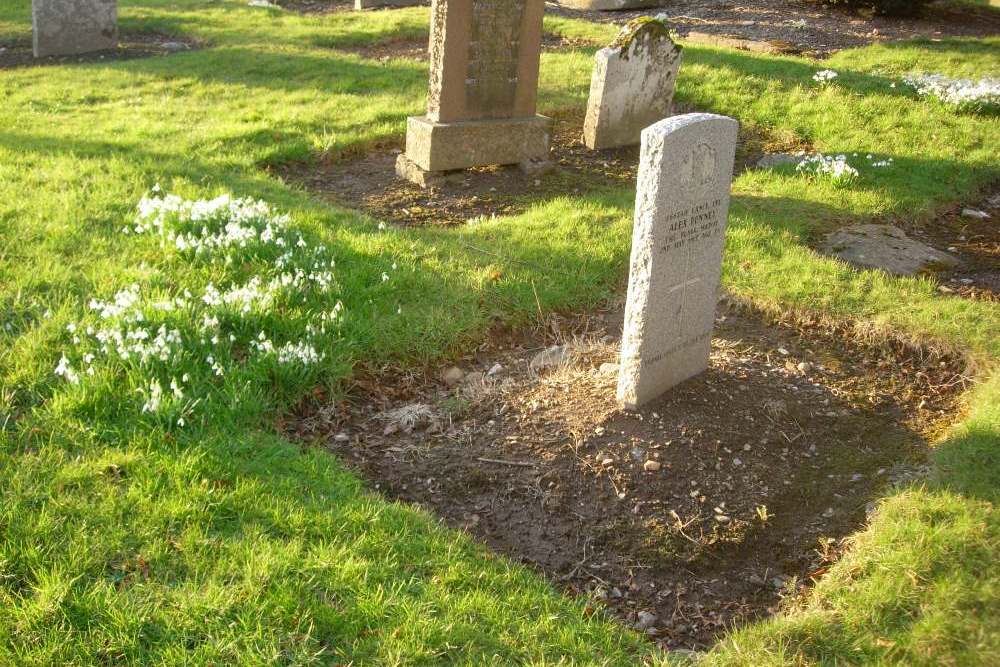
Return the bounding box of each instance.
[32,0,118,58]
[583,18,682,150]
[617,113,739,409]
[396,0,551,187]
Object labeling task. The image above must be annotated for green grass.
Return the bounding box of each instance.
[1,1,998,664]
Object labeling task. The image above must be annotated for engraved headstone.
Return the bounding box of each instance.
[396,0,551,186]
[584,19,682,150]
[617,113,738,409]
[32,0,117,58]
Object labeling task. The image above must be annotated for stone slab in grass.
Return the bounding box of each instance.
[583,19,682,150]
[32,0,117,58]
[617,113,738,409]
[822,224,959,276]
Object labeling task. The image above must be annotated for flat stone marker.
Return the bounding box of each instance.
[584,18,682,150]
[397,0,551,186]
[32,0,117,58]
[821,224,958,276]
[617,113,738,409]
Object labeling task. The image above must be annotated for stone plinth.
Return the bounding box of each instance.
[399,0,551,186]
[584,19,682,150]
[32,0,117,58]
[617,113,738,409]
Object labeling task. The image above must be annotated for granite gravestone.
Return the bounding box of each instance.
[32,0,117,58]
[617,113,738,409]
[396,0,551,186]
[584,19,682,150]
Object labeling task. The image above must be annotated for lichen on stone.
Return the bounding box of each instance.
[608,16,680,60]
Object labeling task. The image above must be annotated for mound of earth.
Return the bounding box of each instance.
[287,299,964,650]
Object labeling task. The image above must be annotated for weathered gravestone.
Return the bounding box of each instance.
[32,0,117,58]
[396,0,551,187]
[617,113,738,409]
[584,18,682,150]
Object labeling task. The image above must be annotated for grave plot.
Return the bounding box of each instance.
[905,189,1000,302]
[274,108,798,226]
[0,31,201,69]
[811,186,1000,303]
[287,298,966,651]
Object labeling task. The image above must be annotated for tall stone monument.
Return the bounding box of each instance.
[617,113,738,409]
[583,19,682,150]
[32,0,118,58]
[396,0,551,186]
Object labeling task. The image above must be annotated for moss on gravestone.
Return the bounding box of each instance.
[609,16,680,60]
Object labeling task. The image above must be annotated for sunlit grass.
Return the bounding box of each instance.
[1,1,998,664]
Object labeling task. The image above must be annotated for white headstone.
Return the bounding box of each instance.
[583,20,682,150]
[32,0,117,58]
[617,113,738,409]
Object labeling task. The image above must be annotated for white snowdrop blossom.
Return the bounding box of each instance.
[903,73,1000,112]
[812,70,838,86]
[796,153,859,185]
[55,354,79,384]
[51,189,385,427]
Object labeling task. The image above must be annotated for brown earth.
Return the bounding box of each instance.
[0,32,202,70]
[286,298,966,652]
[277,0,999,57]
[903,189,1000,302]
[549,0,1000,57]
[273,110,804,227]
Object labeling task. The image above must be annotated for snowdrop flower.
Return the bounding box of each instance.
[813,70,838,86]
[796,153,859,184]
[903,73,1000,111]
[54,354,79,384]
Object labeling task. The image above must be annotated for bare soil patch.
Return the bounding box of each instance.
[0,32,201,70]
[905,189,1000,302]
[549,0,1000,57]
[275,0,355,14]
[287,298,964,651]
[274,111,803,226]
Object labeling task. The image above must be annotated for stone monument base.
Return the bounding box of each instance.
[554,0,661,11]
[401,115,551,177]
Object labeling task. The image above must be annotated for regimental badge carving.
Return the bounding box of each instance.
[679,143,718,187]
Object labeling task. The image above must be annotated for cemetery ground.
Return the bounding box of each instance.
[0,1,998,665]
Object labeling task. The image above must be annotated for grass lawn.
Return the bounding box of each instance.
[1,0,998,664]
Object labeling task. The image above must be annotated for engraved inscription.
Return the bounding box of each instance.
[640,331,711,368]
[659,198,724,252]
[466,0,526,118]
